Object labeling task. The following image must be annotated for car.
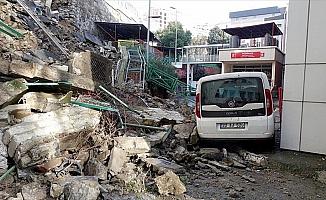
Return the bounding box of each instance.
[195,72,274,141]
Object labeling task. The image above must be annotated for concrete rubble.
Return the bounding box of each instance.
[0,0,282,199]
[155,170,187,196]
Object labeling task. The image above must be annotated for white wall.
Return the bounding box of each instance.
[282,0,326,155]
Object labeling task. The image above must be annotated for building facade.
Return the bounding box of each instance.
[228,6,287,51]
[146,7,176,32]
[281,0,326,155]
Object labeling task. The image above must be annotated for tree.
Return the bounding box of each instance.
[207,25,230,44]
[191,34,208,45]
[156,22,192,48]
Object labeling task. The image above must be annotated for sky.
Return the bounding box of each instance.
[131,0,288,31]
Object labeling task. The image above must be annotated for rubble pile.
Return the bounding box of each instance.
[0,0,272,199]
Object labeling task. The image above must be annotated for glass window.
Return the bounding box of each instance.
[201,77,264,108]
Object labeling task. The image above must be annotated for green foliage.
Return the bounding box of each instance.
[207,25,230,44]
[156,22,192,47]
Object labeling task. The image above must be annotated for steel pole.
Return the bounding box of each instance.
[174,9,178,63]
[144,0,151,90]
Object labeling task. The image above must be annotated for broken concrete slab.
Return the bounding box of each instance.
[135,107,185,126]
[144,158,184,173]
[114,137,151,155]
[0,79,28,108]
[174,123,196,139]
[3,106,101,167]
[8,61,95,91]
[20,92,64,112]
[145,125,172,146]
[85,158,107,180]
[155,170,186,196]
[108,147,128,175]
[21,182,48,200]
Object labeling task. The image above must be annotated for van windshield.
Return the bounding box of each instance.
[201,77,264,108]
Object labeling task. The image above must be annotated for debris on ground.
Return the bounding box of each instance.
[1,1,322,199]
[155,170,187,196]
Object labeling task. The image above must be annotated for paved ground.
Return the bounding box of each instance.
[181,139,326,200]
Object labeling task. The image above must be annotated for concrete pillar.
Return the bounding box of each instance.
[271,62,276,89]
[186,64,190,88]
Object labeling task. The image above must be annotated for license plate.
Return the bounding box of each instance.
[219,122,246,129]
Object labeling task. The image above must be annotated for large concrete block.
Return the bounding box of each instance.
[9,61,95,91]
[3,106,101,167]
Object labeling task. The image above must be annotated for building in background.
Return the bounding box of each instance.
[227,6,287,51]
[142,7,176,32]
[281,0,326,155]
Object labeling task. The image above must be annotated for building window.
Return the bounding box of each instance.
[160,12,162,15]
[164,13,167,16]
[164,17,166,20]
[160,20,162,23]
[277,24,282,27]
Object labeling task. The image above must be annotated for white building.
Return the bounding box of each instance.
[281,0,326,155]
[144,7,176,32]
[105,0,142,23]
[227,6,287,51]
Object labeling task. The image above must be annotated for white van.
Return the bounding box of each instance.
[195,72,274,140]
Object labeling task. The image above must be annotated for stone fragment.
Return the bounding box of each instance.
[144,158,183,173]
[7,193,23,200]
[228,189,240,198]
[239,150,268,167]
[205,164,224,176]
[114,137,151,155]
[85,158,107,180]
[50,176,99,199]
[21,182,48,200]
[4,106,101,167]
[63,177,100,200]
[241,175,256,183]
[155,170,186,196]
[208,160,231,171]
[189,126,199,145]
[199,148,223,161]
[116,163,146,193]
[108,147,128,175]
[173,123,196,139]
[316,171,326,184]
[0,79,28,108]
[20,92,64,112]
[50,183,64,198]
